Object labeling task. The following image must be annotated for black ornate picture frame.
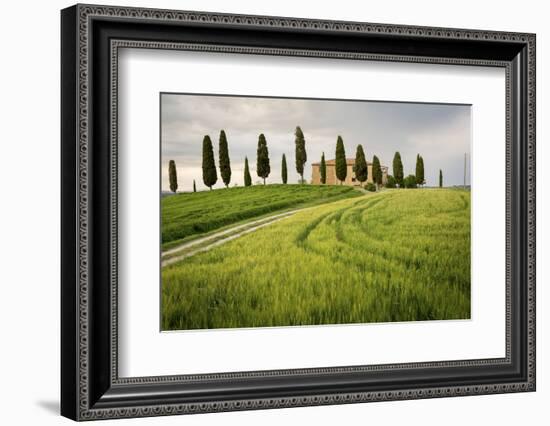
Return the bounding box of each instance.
[61,4,536,421]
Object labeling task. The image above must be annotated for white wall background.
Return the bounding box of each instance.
[0,0,546,424]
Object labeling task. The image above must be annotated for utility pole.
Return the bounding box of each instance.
[463,153,467,189]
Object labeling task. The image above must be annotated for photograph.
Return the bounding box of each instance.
[160,94,472,331]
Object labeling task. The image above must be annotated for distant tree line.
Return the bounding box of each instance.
[167,126,446,192]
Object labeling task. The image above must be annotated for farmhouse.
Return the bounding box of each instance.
[311,158,388,186]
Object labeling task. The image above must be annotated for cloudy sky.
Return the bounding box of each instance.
[161,93,471,192]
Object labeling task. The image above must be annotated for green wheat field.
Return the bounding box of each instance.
[161,187,471,330]
[161,184,361,250]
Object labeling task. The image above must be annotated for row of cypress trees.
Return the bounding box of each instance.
[167,128,445,192]
[208,127,307,189]
[392,152,444,188]
[241,127,307,187]
[168,127,308,192]
[327,136,436,189]
[325,136,384,188]
[392,152,425,188]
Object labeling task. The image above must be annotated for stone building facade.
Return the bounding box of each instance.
[311,158,388,186]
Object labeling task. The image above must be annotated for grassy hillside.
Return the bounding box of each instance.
[162,189,471,330]
[162,184,361,249]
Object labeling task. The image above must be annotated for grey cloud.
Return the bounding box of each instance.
[161,94,471,191]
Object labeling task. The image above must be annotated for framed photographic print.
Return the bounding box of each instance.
[61,4,536,421]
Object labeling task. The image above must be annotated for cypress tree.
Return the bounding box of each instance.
[244,157,252,187]
[420,156,425,186]
[415,154,425,186]
[372,155,382,190]
[335,136,347,184]
[354,144,368,187]
[218,130,231,188]
[202,135,217,190]
[256,133,270,185]
[415,154,420,184]
[295,126,307,183]
[392,151,404,188]
[168,160,178,193]
[439,169,443,188]
[193,179,196,193]
[281,154,288,184]
[320,152,327,184]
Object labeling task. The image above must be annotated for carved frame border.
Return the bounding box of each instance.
[63,4,535,420]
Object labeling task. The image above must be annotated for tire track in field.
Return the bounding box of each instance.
[295,196,372,251]
[294,197,366,249]
[295,192,417,274]
[322,191,470,277]
[294,211,333,248]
